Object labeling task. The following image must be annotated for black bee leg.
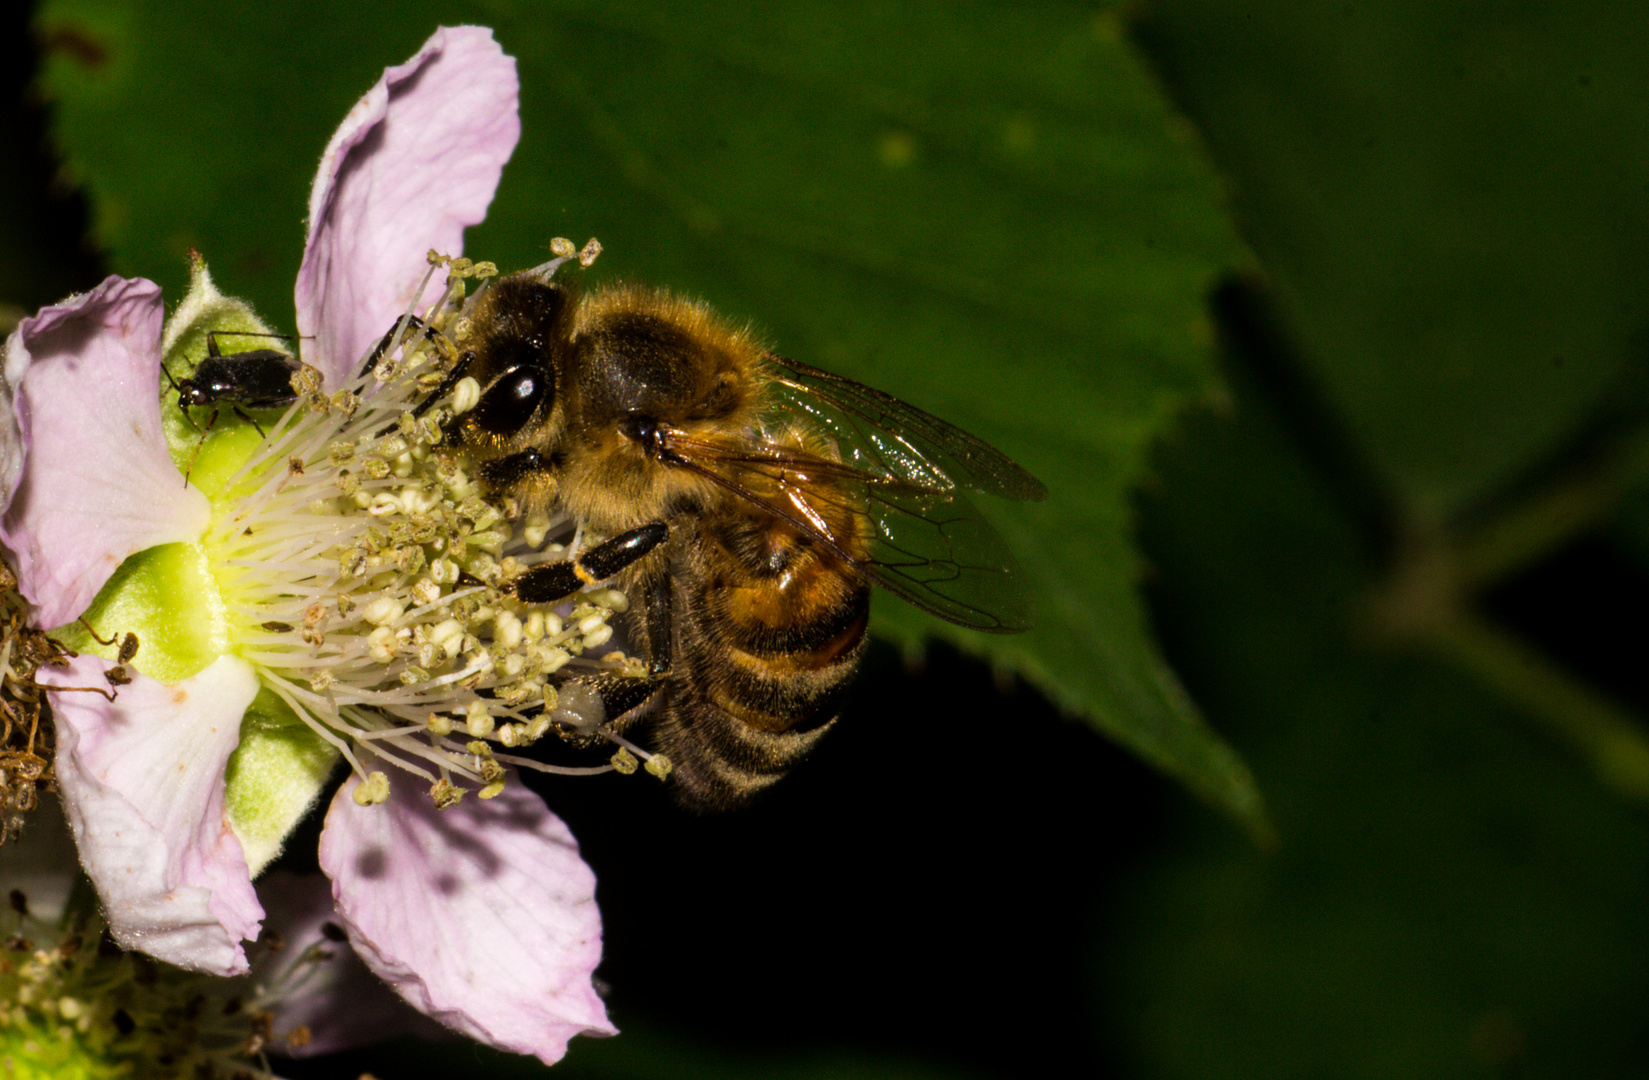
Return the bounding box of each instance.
[593,674,662,724]
[359,314,456,380]
[361,315,472,435]
[476,448,552,489]
[599,571,673,706]
[410,349,475,419]
[359,314,426,376]
[644,571,672,677]
[553,574,671,743]
[507,523,669,604]
[543,671,663,751]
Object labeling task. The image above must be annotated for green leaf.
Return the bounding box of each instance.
[36,0,1257,823]
[1113,356,1649,1079]
[1134,0,1649,517]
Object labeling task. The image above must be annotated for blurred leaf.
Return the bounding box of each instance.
[1136,0,1649,517]
[36,0,1256,821]
[1109,359,1649,1078]
[321,1022,994,1080]
[558,1024,994,1080]
[1611,483,1649,572]
[33,0,435,315]
[0,6,99,310]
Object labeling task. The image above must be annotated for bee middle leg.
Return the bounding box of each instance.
[507,523,669,604]
[360,314,446,376]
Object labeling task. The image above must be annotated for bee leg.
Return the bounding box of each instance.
[557,577,672,743]
[508,523,670,604]
[410,349,475,419]
[643,570,672,677]
[359,313,461,389]
[545,672,663,749]
[591,673,664,724]
[476,448,553,489]
[360,314,430,375]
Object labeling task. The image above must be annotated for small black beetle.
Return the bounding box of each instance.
[164,331,304,484]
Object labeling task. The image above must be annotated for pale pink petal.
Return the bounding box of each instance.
[256,871,450,1056]
[43,653,264,976]
[319,774,614,1063]
[1,277,210,628]
[0,349,23,513]
[296,26,520,385]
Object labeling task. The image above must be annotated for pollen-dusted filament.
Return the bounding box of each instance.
[196,255,646,805]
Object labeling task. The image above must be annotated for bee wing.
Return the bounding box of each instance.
[665,438,1037,635]
[765,356,1048,503]
[852,476,1036,632]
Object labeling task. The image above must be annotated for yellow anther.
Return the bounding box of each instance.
[430,778,464,809]
[353,771,391,806]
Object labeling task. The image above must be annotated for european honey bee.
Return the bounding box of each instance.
[438,267,1045,809]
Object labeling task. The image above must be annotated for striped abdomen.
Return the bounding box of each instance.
[641,501,870,810]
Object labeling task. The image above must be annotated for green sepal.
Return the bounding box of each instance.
[58,560,341,875]
[223,686,340,875]
[53,541,228,684]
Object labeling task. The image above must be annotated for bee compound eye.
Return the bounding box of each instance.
[471,365,550,436]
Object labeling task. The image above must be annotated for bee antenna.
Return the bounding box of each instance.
[159,360,183,393]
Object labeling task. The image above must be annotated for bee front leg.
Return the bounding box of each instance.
[359,314,448,377]
[410,349,476,419]
[506,522,669,604]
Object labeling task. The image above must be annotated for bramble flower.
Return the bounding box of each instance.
[0,810,440,1076]
[0,26,621,1064]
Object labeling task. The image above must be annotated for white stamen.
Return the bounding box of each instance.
[178,254,664,809]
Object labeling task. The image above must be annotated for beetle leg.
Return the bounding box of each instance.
[230,405,268,439]
[180,407,220,488]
